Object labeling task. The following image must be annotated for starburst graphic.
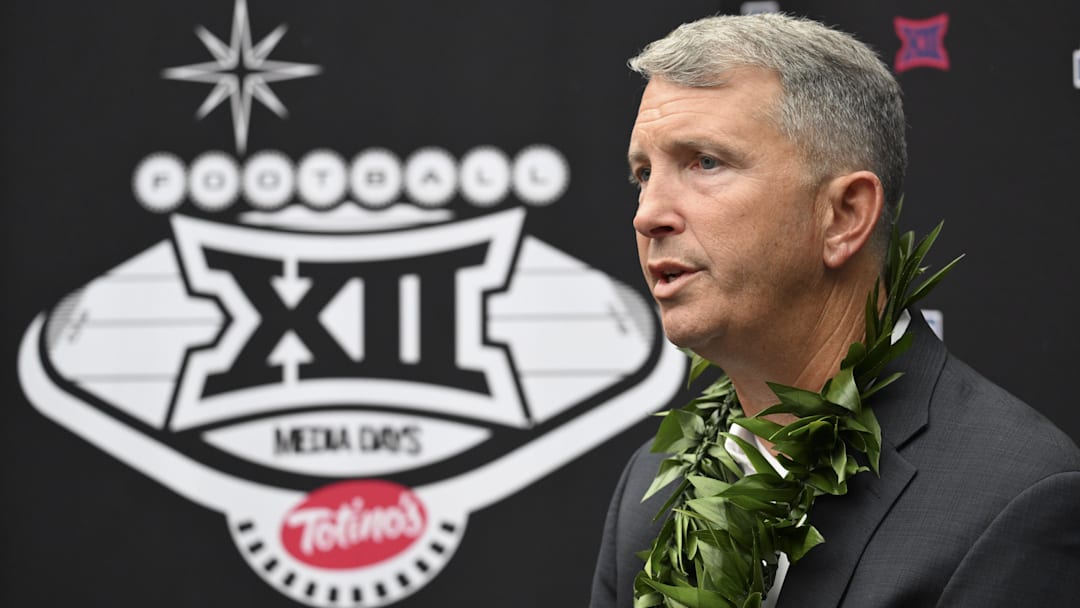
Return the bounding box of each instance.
[893,14,950,73]
[163,0,321,154]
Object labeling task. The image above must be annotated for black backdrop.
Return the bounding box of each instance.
[3,1,1078,606]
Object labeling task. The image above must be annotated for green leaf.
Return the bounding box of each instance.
[707,444,748,480]
[651,410,685,454]
[806,469,842,495]
[840,341,867,370]
[633,592,664,608]
[696,540,748,601]
[856,333,913,388]
[638,579,738,608]
[688,475,732,497]
[899,230,915,260]
[644,458,690,502]
[769,416,832,464]
[857,337,895,381]
[884,229,915,323]
[699,375,734,398]
[749,536,764,597]
[688,353,713,386]
[759,385,848,418]
[830,443,848,484]
[652,409,705,454]
[635,572,669,607]
[897,221,942,300]
[775,524,825,562]
[766,383,824,409]
[675,511,691,571]
[685,497,730,525]
[644,517,676,577]
[859,371,904,401]
[844,428,868,452]
[897,222,937,304]
[864,288,880,345]
[903,254,965,310]
[654,478,692,521]
[838,416,871,435]
[722,433,777,477]
[823,366,861,413]
[720,474,801,504]
[854,407,882,473]
[784,417,837,446]
[725,494,788,517]
[772,452,804,475]
[722,506,759,557]
[768,415,827,439]
[908,220,943,274]
[732,417,783,442]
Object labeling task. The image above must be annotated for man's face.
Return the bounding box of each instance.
[628,69,826,363]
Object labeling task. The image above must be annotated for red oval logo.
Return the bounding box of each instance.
[280,480,427,569]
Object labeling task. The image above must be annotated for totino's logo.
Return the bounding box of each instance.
[282,481,427,569]
[16,1,684,606]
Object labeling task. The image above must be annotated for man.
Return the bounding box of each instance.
[591,13,1080,607]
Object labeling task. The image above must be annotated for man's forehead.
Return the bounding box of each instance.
[627,75,783,163]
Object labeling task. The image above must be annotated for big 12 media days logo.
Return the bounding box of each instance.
[16,1,684,606]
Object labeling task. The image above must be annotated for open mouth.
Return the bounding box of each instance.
[661,271,684,283]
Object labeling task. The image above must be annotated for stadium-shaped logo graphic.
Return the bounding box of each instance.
[17,1,685,605]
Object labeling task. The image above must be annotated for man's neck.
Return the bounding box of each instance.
[724,277,873,424]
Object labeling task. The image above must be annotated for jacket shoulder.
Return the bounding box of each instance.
[927,354,1080,479]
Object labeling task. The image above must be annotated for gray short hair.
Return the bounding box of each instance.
[629,13,906,252]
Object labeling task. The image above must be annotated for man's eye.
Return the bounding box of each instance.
[699,156,719,170]
[637,167,651,183]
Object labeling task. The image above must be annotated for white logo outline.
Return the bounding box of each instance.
[168,209,530,431]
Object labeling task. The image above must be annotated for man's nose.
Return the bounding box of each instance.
[633,174,684,238]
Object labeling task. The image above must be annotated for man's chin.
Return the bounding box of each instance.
[661,325,707,353]
[659,315,724,362]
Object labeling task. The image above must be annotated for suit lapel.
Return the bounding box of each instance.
[776,312,947,607]
[776,443,916,608]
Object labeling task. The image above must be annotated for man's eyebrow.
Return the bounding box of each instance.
[672,139,747,166]
[627,139,747,168]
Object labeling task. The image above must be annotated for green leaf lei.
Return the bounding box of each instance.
[634,208,963,608]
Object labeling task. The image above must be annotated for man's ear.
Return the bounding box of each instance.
[820,171,884,269]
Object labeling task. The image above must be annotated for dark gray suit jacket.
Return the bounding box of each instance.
[590,314,1080,607]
